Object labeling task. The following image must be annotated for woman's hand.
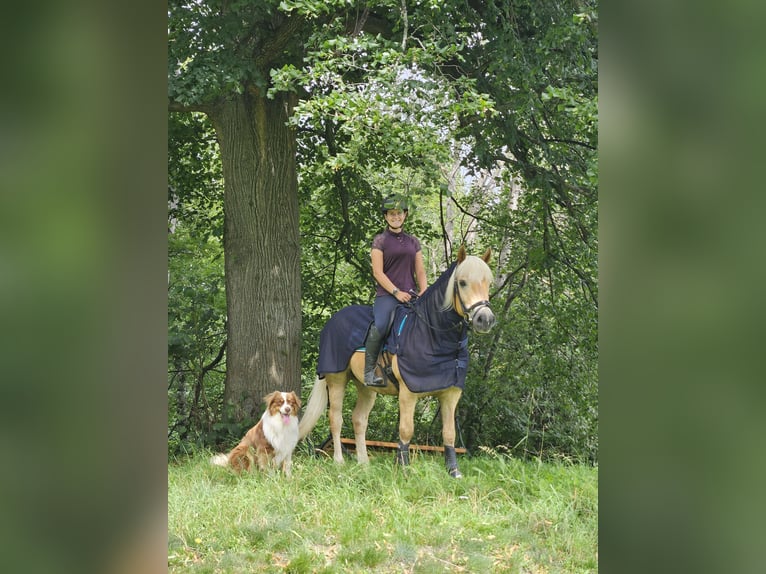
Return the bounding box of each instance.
[396,290,411,303]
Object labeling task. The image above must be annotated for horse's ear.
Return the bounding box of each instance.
[481,248,492,264]
[457,244,467,263]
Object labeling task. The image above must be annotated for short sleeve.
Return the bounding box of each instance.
[372,233,385,251]
[413,236,421,252]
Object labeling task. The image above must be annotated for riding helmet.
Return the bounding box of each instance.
[381,194,409,214]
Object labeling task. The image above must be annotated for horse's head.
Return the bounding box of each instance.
[443,246,496,333]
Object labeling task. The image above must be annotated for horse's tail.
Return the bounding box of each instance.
[298,376,328,440]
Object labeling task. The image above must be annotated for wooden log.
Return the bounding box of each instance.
[337,437,466,454]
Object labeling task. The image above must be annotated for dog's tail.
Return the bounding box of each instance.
[211,445,253,472]
[298,376,328,440]
[210,453,229,467]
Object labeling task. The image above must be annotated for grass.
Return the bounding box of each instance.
[168,447,597,573]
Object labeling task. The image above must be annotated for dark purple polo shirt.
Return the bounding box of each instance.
[372,229,422,297]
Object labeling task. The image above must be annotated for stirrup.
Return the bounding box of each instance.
[364,370,386,387]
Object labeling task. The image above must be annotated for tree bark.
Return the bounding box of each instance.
[209,91,301,422]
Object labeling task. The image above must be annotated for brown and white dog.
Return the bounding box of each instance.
[211,391,301,476]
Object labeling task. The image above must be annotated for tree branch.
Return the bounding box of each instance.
[541,137,596,151]
[490,149,595,199]
[439,187,451,266]
[169,99,212,114]
[352,6,370,37]
[201,340,227,375]
[400,0,408,50]
[448,195,504,230]
[490,261,527,300]
[254,13,305,70]
[544,202,598,308]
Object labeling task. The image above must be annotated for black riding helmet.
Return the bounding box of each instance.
[381,194,409,214]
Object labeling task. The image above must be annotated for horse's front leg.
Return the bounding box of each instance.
[326,374,347,464]
[439,387,463,478]
[352,385,377,464]
[397,385,417,466]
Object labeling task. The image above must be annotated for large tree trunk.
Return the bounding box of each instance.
[209,91,301,423]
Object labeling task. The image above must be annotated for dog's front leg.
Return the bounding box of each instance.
[281,456,292,477]
[255,448,271,472]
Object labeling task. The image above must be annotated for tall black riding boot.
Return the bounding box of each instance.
[363,324,385,386]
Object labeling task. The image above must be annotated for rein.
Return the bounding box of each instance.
[404,264,490,335]
[406,299,466,335]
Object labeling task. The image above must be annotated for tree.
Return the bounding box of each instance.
[169,1,313,421]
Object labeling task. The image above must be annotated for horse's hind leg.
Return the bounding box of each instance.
[326,372,348,464]
[439,387,464,478]
[351,385,377,464]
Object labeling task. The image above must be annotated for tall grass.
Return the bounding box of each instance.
[168,447,597,573]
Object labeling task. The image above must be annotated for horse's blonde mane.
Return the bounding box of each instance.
[442,255,493,311]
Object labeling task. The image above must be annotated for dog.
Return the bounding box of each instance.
[210,391,301,476]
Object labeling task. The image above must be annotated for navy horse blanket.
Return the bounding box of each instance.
[316,263,469,393]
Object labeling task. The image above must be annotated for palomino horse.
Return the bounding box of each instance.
[298,246,495,478]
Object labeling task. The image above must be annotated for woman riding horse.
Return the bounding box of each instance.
[299,245,495,478]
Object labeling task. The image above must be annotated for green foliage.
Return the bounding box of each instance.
[168,223,227,454]
[168,0,303,105]
[278,0,354,17]
[168,113,228,453]
[168,112,224,239]
[168,0,598,462]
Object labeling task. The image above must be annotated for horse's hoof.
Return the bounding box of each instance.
[396,442,410,466]
[448,468,463,479]
[395,453,410,466]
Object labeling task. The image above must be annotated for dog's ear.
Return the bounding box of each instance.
[289,391,301,409]
[262,391,277,404]
[481,248,491,264]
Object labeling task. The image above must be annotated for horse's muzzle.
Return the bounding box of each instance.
[471,306,496,333]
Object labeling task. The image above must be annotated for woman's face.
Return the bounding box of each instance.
[385,209,406,229]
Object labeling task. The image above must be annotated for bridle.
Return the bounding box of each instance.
[402,263,492,334]
[453,278,491,328]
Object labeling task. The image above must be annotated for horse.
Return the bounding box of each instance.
[298,245,495,478]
